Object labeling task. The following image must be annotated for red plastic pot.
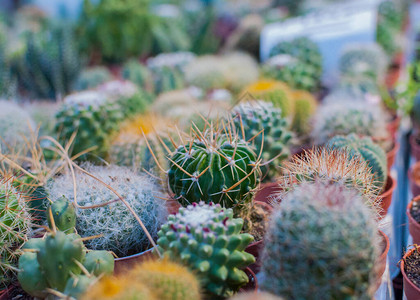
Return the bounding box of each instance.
[386,116,400,141]
[114,248,155,274]
[254,182,281,204]
[401,246,420,300]
[386,142,399,171]
[408,163,420,197]
[239,268,258,293]
[407,196,420,245]
[375,230,390,290]
[166,199,181,215]
[410,134,420,162]
[378,175,396,218]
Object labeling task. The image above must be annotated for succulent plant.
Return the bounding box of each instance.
[290,90,318,136]
[47,196,76,234]
[326,134,387,193]
[261,181,380,299]
[281,148,379,209]
[73,66,113,91]
[1,177,30,288]
[231,100,292,180]
[376,0,403,56]
[0,100,35,153]
[222,52,260,93]
[157,202,255,298]
[0,44,17,99]
[46,165,167,257]
[311,101,389,146]
[152,66,186,94]
[122,59,154,93]
[242,80,294,117]
[168,124,260,210]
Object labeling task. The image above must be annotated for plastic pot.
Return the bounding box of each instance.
[386,142,399,171]
[114,248,155,274]
[408,162,420,197]
[386,115,400,141]
[166,199,181,215]
[401,246,420,300]
[254,182,281,204]
[410,134,420,162]
[378,175,396,218]
[407,196,420,245]
[238,267,258,293]
[375,230,390,290]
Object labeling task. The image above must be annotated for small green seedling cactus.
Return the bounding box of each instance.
[231,100,292,180]
[157,202,255,298]
[261,181,380,299]
[327,134,388,193]
[47,196,76,233]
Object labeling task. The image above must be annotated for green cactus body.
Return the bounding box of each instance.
[168,132,259,208]
[153,67,185,94]
[47,196,76,233]
[261,182,380,299]
[36,232,85,291]
[157,202,255,298]
[83,251,114,276]
[17,252,48,298]
[326,134,387,193]
[64,275,96,299]
[117,90,153,120]
[0,179,30,288]
[290,90,317,136]
[122,59,155,93]
[74,66,113,91]
[232,101,292,180]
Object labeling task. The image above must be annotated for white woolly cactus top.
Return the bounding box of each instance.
[264,54,298,68]
[0,100,35,152]
[147,51,196,70]
[96,80,139,99]
[46,164,167,257]
[64,90,108,108]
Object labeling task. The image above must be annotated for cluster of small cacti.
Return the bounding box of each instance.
[73,66,113,91]
[261,181,380,299]
[157,202,255,298]
[46,164,167,257]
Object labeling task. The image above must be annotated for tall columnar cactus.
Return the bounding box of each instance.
[242,80,294,117]
[46,165,167,257]
[231,101,292,180]
[290,90,317,136]
[157,202,255,298]
[261,182,380,299]
[1,178,30,288]
[168,125,260,209]
[73,66,113,91]
[122,59,154,93]
[327,134,387,193]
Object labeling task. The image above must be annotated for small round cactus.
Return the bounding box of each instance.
[231,100,292,180]
[327,134,387,193]
[261,181,380,299]
[47,195,76,234]
[290,90,317,136]
[157,202,255,298]
[168,126,260,209]
[122,59,154,93]
[73,66,113,91]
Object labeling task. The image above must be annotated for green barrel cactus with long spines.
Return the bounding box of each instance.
[47,196,76,233]
[261,181,380,299]
[231,100,292,180]
[73,66,113,91]
[122,59,154,93]
[157,202,255,298]
[1,178,30,288]
[327,134,387,193]
[168,128,260,209]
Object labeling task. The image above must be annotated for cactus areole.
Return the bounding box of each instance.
[168,133,260,208]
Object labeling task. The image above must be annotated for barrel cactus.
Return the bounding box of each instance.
[231,100,292,180]
[242,80,294,117]
[73,66,113,91]
[168,125,260,210]
[122,59,154,93]
[1,178,30,288]
[290,90,317,136]
[185,55,228,92]
[327,134,387,193]
[157,202,255,298]
[261,181,380,299]
[46,164,167,257]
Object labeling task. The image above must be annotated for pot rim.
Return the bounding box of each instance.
[407,196,420,231]
[114,248,154,262]
[378,230,390,262]
[408,162,420,184]
[386,142,400,157]
[380,175,396,199]
[401,246,420,294]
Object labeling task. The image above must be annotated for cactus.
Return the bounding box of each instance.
[222,52,260,93]
[47,196,76,234]
[74,66,113,91]
[185,55,228,92]
[261,181,380,299]
[122,59,154,93]
[376,0,403,56]
[83,251,115,277]
[281,148,379,209]
[272,0,304,15]
[242,80,294,117]
[168,124,260,210]
[1,177,30,288]
[153,66,186,94]
[157,202,255,298]
[46,164,167,257]
[327,134,387,193]
[0,100,36,153]
[231,100,292,180]
[229,292,285,300]
[130,259,201,300]
[63,275,97,299]
[290,90,317,136]
[311,101,389,146]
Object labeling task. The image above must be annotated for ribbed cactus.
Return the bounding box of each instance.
[231,100,292,180]
[73,66,113,91]
[153,66,185,94]
[1,178,30,288]
[242,80,294,117]
[168,125,260,209]
[122,59,154,93]
[327,134,387,193]
[83,251,115,277]
[131,259,201,300]
[261,181,380,299]
[290,90,318,136]
[47,196,76,234]
[157,202,255,298]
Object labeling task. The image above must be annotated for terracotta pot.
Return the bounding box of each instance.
[386,142,399,171]
[114,248,155,274]
[401,246,420,300]
[375,230,390,290]
[386,115,400,140]
[410,134,420,161]
[408,163,420,197]
[378,175,396,218]
[254,182,281,204]
[245,201,273,274]
[407,196,420,245]
[238,267,258,293]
